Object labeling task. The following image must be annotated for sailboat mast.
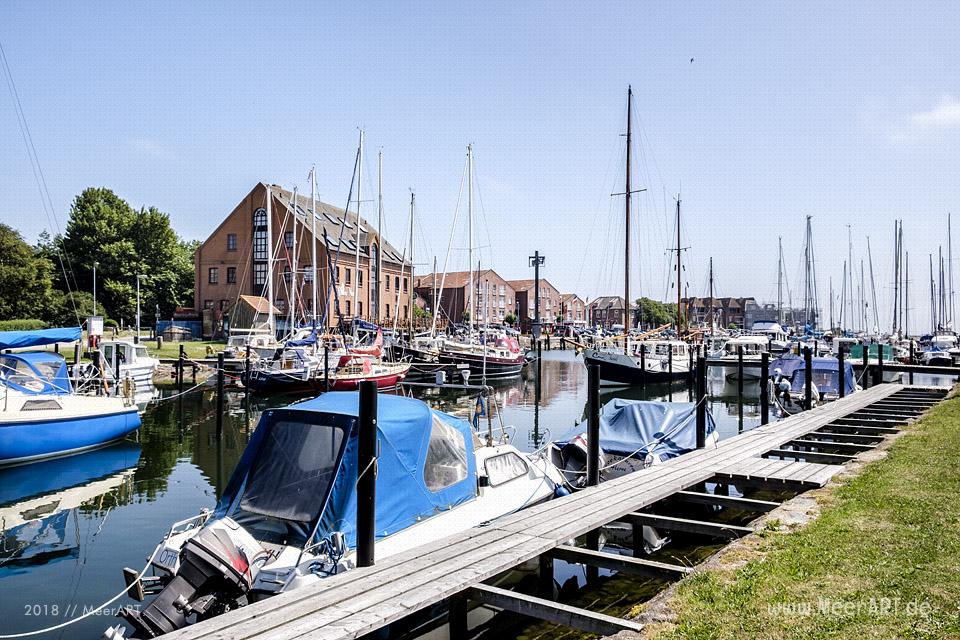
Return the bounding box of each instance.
[847,225,854,332]
[408,191,415,333]
[310,167,318,325]
[676,196,682,333]
[930,253,936,333]
[950,213,955,327]
[708,256,714,333]
[777,237,783,325]
[829,277,834,331]
[905,251,910,337]
[624,86,632,352]
[290,186,298,334]
[892,220,899,334]
[467,144,475,335]
[860,260,866,334]
[354,130,363,319]
[377,150,383,323]
[266,185,275,336]
[867,237,879,333]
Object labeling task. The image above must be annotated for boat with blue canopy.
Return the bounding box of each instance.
[113,392,565,638]
[770,357,858,415]
[0,328,141,466]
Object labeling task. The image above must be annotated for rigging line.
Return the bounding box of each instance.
[575,118,621,294]
[0,37,80,322]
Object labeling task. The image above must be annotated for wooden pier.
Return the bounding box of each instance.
[168,384,948,640]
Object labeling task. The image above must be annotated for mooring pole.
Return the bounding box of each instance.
[639,343,646,391]
[837,345,846,399]
[324,344,330,392]
[216,352,224,438]
[687,347,694,388]
[804,346,813,409]
[177,344,185,394]
[877,346,885,384]
[909,340,915,384]
[737,345,744,429]
[585,362,601,582]
[73,343,80,366]
[760,351,770,425]
[244,346,251,407]
[862,346,870,390]
[357,380,378,568]
[696,355,707,448]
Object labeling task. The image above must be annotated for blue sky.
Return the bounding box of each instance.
[2,1,958,332]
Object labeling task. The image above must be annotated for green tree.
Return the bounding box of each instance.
[0,224,57,320]
[504,312,517,327]
[635,297,678,326]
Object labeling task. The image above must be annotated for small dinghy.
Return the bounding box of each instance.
[111,392,565,638]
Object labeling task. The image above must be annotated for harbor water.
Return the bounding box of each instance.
[2,349,934,639]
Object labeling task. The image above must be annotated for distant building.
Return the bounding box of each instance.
[193,183,412,336]
[682,296,761,329]
[507,279,561,332]
[588,296,635,329]
[414,270,516,326]
[560,293,587,327]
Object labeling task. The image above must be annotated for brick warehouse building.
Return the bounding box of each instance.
[414,270,516,326]
[194,182,412,333]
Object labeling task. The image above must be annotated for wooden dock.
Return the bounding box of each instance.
[168,384,948,640]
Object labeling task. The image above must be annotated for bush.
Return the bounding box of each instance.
[0,319,49,331]
[104,318,119,329]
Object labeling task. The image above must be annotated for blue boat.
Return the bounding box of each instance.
[0,328,141,467]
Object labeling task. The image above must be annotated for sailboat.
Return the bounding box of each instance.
[582,87,691,386]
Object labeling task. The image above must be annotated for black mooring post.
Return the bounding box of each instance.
[73,343,80,366]
[324,344,330,392]
[177,344,185,394]
[640,343,646,392]
[909,340,915,384]
[760,351,770,425]
[244,346,251,406]
[585,363,601,582]
[737,345,744,429]
[862,346,870,390]
[668,348,674,401]
[804,346,813,409]
[687,347,694,387]
[696,355,707,448]
[357,380,378,568]
[838,345,846,399]
[92,350,102,396]
[448,593,469,640]
[216,353,225,438]
[877,346,885,384]
[538,554,554,599]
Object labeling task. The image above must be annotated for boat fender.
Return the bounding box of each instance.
[554,484,571,498]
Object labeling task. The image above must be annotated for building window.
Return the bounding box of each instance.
[403,277,408,292]
[283,265,291,283]
[253,230,267,261]
[284,231,294,249]
[358,269,363,287]
[204,299,214,309]
[385,276,390,291]
[336,266,341,283]
[358,301,363,316]
[395,276,400,291]
[403,305,408,318]
[500,285,505,295]
[385,304,390,318]
[253,263,267,287]
[345,300,351,315]
[227,267,236,284]
[303,264,313,283]
[208,267,219,284]
[227,233,237,251]
[253,207,266,228]
[345,269,351,285]
[276,299,286,312]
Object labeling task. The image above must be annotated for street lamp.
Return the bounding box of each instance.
[135,274,147,343]
[528,251,545,340]
[92,261,99,316]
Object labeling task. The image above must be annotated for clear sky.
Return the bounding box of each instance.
[2,2,958,333]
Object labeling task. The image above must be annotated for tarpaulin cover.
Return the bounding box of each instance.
[0,327,81,351]
[580,399,717,461]
[0,352,72,395]
[771,354,804,378]
[285,328,318,347]
[789,358,856,395]
[214,392,477,551]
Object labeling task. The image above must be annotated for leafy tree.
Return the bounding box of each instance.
[0,224,57,320]
[634,297,678,327]
[504,312,517,327]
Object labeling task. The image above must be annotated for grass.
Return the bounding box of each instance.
[651,393,960,640]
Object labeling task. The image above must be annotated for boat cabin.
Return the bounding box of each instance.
[723,335,769,356]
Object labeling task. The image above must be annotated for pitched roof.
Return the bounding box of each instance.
[413,270,505,290]
[561,293,583,304]
[589,295,635,310]
[507,278,559,293]
[268,184,410,267]
[238,294,280,314]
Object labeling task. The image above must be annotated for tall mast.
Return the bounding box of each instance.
[898,221,904,331]
[905,251,910,337]
[940,247,946,328]
[950,214,955,327]
[892,220,899,334]
[310,167,318,325]
[777,236,783,325]
[376,149,383,322]
[930,253,936,333]
[432,256,438,332]
[467,144,475,335]
[266,185,275,336]
[675,195,682,332]
[408,191,415,332]
[708,256,714,333]
[353,130,363,318]
[867,236,879,334]
[840,261,847,332]
[290,186,298,334]
[847,225,854,332]
[829,277,834,331]
[860,260,866,334]
[624,86,632,352]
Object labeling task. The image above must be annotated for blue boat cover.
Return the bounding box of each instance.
[352,318,380,332]
[0,352,72,395]
[789,358,856,395]
[771,354,804,378]
[215,392,478,551]
[567,399,717,461]
[0,327,81,351]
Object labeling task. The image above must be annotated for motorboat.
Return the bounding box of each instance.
[749,321,789,354]
[581,339,692,387]
[111,392,566,638]
[437,330,526,380]
[713,335,770,382]
[98,339,160,393]
[326,354,410,391]
[920,333,959,367]
[769,357,857,415]
[0,328,141,467]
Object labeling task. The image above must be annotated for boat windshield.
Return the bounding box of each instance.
[229,414,351,545]
[0,354,71,394]
[791,368,839,394]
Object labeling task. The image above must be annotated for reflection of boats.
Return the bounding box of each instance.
[115,392,566,638]
[0,328,141,466]
[0,442,141,574]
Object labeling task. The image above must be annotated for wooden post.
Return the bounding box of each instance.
[73,343,80,366]
[877,345,885,384]
[760,351,770,425]
[538,554,554,599]
[448,593,469,640]
[177,344,185,394]
[862,346,870,390]
[640,343,646,391]
[357,380,378,568]
[696,355,706,448]
[92,350,102,396]
[586,362,600,582]
[909,340,915,384]
[216,352,224,438]
[737,345,744,428]
[837,345,846,399]
[157,335,163,351]
[324,344,330,392]
[687,346,694,387]
[804,346,813,409]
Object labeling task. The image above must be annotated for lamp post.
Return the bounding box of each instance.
[92,261,99,316]
[135,274,146,343]
[528,251,545,341]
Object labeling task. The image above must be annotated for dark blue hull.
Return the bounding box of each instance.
[0,409,141,467]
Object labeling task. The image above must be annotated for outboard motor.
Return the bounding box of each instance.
[119,518,268,638]
[550,433,606,487]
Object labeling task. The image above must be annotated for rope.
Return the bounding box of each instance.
[0,553,156,638]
